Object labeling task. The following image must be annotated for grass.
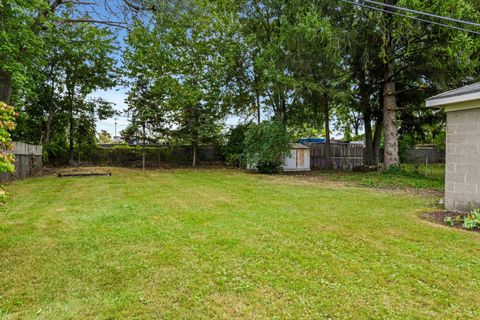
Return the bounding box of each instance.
[1,168,479,319]
[321,164,445,192]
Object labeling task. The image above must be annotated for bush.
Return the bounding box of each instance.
[463,208,480,230]
[223,123,251,167]
[0,102,17,174]
[244,120,291,174]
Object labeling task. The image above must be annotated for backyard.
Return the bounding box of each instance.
[1,168,479,319]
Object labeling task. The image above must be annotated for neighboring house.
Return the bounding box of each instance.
[427,83,480,211]
[283,143,311,172]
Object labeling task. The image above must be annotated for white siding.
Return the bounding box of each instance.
[283,148,310,171]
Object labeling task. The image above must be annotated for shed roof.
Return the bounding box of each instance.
[291,143,309,149]
[426,82,480,109]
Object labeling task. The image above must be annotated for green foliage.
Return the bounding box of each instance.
[124,0,243,166]
[43,140,69,164]
[0,102,17,174]
[0,0,48,101]
[444,216,453,227]
[222,123,251,167]
[244,120,291,173]
[98,130,112,144]
[463,208,480,230]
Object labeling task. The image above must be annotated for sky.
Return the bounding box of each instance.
[90,87,130,136]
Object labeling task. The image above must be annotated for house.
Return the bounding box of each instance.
[426,83,480,211]
[283,143,310,172]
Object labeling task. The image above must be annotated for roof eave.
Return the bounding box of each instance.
[426,92,480,108]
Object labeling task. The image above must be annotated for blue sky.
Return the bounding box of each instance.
[90,87,130,136]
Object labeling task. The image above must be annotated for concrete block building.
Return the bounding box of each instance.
[427,83,480,211]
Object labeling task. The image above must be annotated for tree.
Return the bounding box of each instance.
[97,130,112,144]
[0,0,48,104]
[279,2,346,168]
[125,0,243,166]
[377,0,480,169]
[124,77,170,169]
[244,120,291,173]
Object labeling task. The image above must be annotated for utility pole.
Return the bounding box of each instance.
[114,117,118,137]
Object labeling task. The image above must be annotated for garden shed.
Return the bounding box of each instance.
[283,143,310,172]
[426,83,480,211]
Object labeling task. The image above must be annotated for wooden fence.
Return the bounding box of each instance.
[310,143,364,170]
[0,142,43,183]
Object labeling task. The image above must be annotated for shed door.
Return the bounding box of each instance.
[296,149,305,168]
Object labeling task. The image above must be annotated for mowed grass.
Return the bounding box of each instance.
[0,168,479,319]
[323,164,445,192]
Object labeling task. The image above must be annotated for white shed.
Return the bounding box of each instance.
[283,143,311,172]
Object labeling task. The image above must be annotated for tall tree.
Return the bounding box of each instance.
[125,0,243,166]
[14,19,117,163]
[378,0,480,169]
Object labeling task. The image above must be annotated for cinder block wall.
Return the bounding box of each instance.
[445,108,480,211]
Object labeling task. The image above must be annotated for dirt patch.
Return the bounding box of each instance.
[422,211,479,232]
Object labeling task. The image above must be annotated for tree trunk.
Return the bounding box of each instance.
[192,142,197,167]
[254,70,261,124]
[383,79,399,169]
[69,112,74,165]
[373,119,383,166]
[44,67,57,145]
[364,107,373,165]
[44,111,53,144]
[323,93,332,169]
[256,90,261,125]
[382,0,399,170]
[360,71,374,166]
[68,91,75,165]
[142,121,146,170]
[0,69,12,104]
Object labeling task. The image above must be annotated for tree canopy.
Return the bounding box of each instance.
[2,0,480,168]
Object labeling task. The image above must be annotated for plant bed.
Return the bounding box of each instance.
[422,211,480,232]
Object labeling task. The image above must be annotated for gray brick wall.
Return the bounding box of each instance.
[445,108,480,211]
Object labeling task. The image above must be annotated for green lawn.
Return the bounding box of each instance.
[321,164,445,192]
[1,168,479,319]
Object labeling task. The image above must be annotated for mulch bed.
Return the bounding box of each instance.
[422,211,479,232]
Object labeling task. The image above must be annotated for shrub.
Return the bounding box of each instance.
[444,216,453,226]
[244,120,291,174]
[0,102,17,204]
[463,208,480,230]
[0,102,17,174]
[223,123,251,167]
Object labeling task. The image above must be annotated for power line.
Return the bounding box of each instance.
[98,121,128,128]
[361,0,480,28]
[340,0,480,35]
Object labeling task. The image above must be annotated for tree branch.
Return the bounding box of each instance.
[63,1,96,5]
[59,19,129,29]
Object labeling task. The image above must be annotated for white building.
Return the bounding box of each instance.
[426,83,480,211]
